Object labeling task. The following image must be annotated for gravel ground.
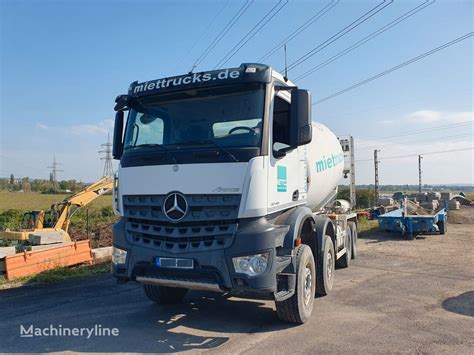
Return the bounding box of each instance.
[0,207,472,353]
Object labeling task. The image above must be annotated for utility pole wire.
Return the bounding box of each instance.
[284,0,393,73]
[177,0,230,71]
[192,0,253,70]
[214,0,288,69]
[355,121,473,142]
[313,32,474,105]
[357,132,474,151]
[355,147,474,163]
[258,0,340,63]
[295,0,435,81]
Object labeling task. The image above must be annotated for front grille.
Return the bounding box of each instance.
[123,194,241,253]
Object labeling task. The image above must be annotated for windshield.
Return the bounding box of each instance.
[123,84,265,151]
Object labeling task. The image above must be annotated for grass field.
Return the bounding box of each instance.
[0,262,111,288]
[0,191,112,212]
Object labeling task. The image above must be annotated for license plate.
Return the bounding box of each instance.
[155,257,194,269]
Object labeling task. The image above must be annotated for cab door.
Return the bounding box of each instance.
[267,90,305,213]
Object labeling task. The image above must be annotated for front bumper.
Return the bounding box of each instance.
[112,217,290,294]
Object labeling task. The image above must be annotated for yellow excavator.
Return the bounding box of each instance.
[0,176,114,242]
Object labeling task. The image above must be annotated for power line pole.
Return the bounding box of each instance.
[418,155,423,193]
[47,156,63,191]
[374,149,380,206]
[349,136,356,207]
[99,133,113,177]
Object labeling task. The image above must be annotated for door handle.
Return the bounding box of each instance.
[292,190,299,201]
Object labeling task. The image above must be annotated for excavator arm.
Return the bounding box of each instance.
[53,176,114,232]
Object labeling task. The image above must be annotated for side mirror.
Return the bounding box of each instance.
[290,89,312,147]
[113,111,124,159]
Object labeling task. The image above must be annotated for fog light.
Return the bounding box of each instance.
[112,246,127,265]
[232,252,269,276]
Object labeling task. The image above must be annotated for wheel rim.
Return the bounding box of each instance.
[327,250,333,282]
[303,264,312,306]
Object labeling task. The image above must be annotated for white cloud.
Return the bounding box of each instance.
[70,119,114,135]
[36,123,49,130]
[35,119,114,135]
[404,110,474,124]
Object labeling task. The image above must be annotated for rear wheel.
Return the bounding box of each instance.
[336,228,351,268]
[348,221,358,259]
[143,284,188,304]
[316,235,335,296]
[275,244,315,324]
[437,220,447,235]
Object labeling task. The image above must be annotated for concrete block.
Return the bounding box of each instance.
[0,259,5,273]
[30,242,73,251]
[92,246,112,262]
[441,192,453,201]
[421,201,438,210]
[0,246,16,259]
[29,230,68,245]
[378,197,394,206]
[448,200,460,210]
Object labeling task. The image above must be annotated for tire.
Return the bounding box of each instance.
[348,221,357,259]
[316,235,335,296]
[336,228,351,268]
[143,284,188,304]
[438,221,447,235]
[276,245,316,324]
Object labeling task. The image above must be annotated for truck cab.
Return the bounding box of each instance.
[111,63,357,324]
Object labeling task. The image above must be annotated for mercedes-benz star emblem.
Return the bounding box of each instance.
[163,192,188,222]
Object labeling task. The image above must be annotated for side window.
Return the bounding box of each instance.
[273,95,291,151]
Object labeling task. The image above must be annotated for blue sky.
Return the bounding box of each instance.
[1,0,473,184]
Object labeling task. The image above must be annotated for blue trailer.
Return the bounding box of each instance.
[378,206,447,240]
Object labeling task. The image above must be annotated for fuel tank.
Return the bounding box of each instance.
[306,122,344,210]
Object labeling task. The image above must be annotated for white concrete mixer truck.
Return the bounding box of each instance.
[110,63,358,324]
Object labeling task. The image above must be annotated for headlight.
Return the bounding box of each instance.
[112,246,127,264]
[232,252,269,276]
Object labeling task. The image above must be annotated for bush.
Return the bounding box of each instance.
[0,209,24,230]
[337,189,376,209]
[100,206,114,218]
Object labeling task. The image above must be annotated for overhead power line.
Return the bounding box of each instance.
[191,0,254,70]
[177,1,230,71]
[313,32,474,105]
[99,133,114,177]
[358,132,474,151]
[295,0,435,81]
[214,0,288,68]
[355,147,474,163]
[284,0,393,73]
[356,121,474,142]
[258,0,340,63]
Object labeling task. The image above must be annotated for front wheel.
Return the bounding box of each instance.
[316,235,335,296]
[276,244,316,324]
[143,284,188,304]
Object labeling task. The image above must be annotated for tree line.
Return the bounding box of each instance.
[0,176,88,194]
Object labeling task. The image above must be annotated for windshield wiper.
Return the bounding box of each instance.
[129,144,177,163]
[132,143,169,151]
[182,140,239,162]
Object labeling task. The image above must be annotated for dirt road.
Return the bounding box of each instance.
[0,207,472,353]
